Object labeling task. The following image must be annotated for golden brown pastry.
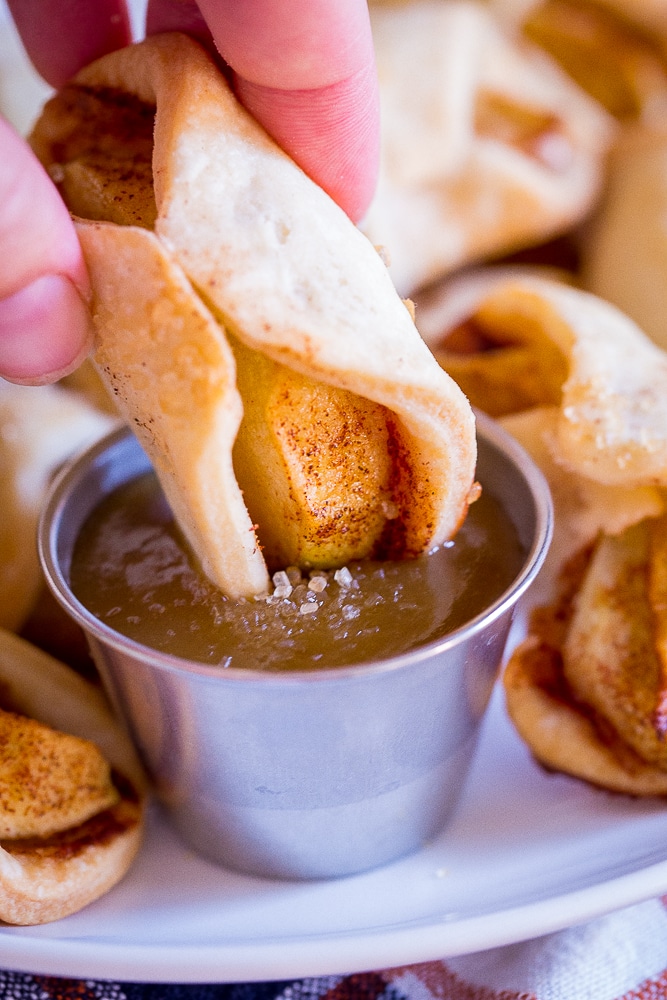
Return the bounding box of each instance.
[417,274,667,487]
[0,710,119,840]
[0,380,116,633]
[500,405,664,602]
[412,269,667,794]
[521,0,667,121]
[416,269,571,418]
[504,510,667,796]
[30,32,477,597]
[499,404,667,795]
[0,628,144,925]
[504,585,667,797]
[582,122,667,351]
[360,0,615,295]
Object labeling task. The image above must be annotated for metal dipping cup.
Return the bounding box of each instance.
[39,413,552,881]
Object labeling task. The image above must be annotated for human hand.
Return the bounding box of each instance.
[1,0,380,384]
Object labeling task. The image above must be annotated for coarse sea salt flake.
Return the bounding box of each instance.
[334,567,354,588]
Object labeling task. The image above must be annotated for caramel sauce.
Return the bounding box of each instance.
[70,473,526,671]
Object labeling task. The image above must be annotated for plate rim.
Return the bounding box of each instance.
[2,685,667,984]
[2,858,667,983]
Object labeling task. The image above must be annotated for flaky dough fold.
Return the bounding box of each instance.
[31,32,477,597]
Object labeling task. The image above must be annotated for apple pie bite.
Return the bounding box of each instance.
[29,31,478,598]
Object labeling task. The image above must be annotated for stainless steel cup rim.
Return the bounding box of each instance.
[38,410,553,685]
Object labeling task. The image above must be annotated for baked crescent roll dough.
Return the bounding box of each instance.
[495,361,667,796]
[504,512,667,797]
[413,269,667,793]
[520,0,667,121]
[493,0,667,43]
[0,380,116,633]
[418,274,667,487]
[30,32,477,597]
[361,0,614,295]
[583,123,667,352]
[500,406,664,604]
[0,629,145,925]
[504,630,667,796]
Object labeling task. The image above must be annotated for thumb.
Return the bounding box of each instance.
[147,0,380,222]
[0,119,93,384]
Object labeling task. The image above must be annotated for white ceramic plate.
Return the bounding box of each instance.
[2,682,667,984]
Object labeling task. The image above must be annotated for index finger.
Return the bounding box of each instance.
[6,0,131,88]
[148,0,380,221]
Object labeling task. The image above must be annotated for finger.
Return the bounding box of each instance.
[145,0,214,49]
[6,0,131,88]
[146,0,380,221]
[232,65,379,224]
[0,120,92,383]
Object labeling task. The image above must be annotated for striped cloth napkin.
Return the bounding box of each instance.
[2,896,667,1000]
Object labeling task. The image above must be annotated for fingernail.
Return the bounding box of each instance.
[0,274,93,385]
